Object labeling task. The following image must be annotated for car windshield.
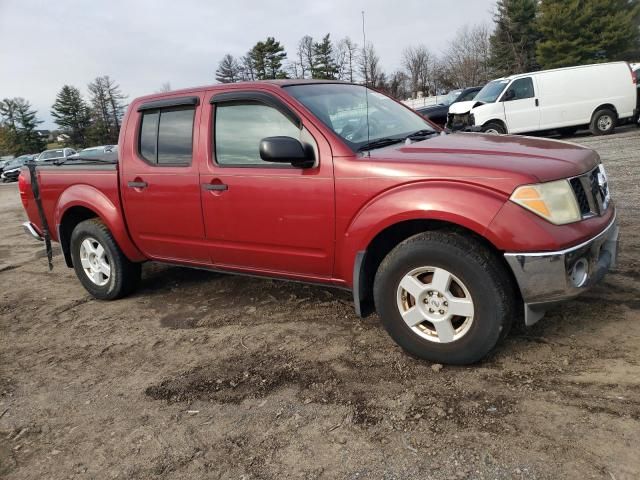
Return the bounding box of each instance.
[39,150,64,160]
[285,83,435,151]
[474,79,510,103]
[441,89,462,106]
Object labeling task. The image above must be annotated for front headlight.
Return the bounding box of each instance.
[510,179,581,225]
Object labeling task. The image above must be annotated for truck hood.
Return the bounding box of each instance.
[369,132,599,185]
[447,100,481,115]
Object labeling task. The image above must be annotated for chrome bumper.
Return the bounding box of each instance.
[22,221,44,241]
[504,217,619,326]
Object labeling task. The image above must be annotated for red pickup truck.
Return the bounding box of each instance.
[18,80,619,364]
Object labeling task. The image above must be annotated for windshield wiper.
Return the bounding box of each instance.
[357,137,404,152]
[405,129,439,140]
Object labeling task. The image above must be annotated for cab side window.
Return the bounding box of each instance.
[508,78,535,100]
[214,102,300,166]
[138,106,195,166]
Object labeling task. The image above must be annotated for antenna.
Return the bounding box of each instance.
[361,10,370,156]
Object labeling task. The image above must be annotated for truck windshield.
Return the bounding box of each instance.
[474,79,510,103]
[285,83,434,151]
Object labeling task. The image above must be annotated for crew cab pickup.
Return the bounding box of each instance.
[18,80,619,365]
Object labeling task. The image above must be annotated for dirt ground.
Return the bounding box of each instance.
[1,127,639,480]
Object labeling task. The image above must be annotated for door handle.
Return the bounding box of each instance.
[535,98,539,107]
[203,183,228,191]
[127,181,148,189]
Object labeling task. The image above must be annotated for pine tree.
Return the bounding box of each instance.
[537,0,640,69]
[248,37,287,80]
[0,98,44,155]
[51,85,91,148]
[216,54,242,83]
[15,99,45,153]
[312,34,338,79]
[489,0,539,76]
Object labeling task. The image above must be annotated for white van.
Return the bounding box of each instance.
[447,62,637,136]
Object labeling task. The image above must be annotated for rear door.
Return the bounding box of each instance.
[120,95,209,263]
[199,89,335,279]
[501,77,541,133]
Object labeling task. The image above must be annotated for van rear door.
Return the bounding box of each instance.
[501,76,540,133]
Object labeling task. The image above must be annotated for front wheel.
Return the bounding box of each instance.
[373,231,515,365]
[70,219,141,300]
[481,122,506,134]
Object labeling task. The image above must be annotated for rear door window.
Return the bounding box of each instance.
[138,106,195,165]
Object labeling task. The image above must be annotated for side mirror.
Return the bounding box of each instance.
[503,89,515,102]
[259,136,314,168]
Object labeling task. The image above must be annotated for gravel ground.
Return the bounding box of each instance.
[1,127,639,479]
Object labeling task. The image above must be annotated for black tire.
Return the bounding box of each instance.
[481,122,506,134]
[373,231,515,365]
[589,109,617,136]
[70,218,141,300]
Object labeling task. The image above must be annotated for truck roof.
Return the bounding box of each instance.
[133,79,354,103]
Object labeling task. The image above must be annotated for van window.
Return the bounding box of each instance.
[508,78,535,100]
[138,106,195,165]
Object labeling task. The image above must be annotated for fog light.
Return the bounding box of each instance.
[570,258,589,287]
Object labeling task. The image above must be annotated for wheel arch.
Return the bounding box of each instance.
[353,217,519,317]
[55,185,146,267]
[591,104,618,119]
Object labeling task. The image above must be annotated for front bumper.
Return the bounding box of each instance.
[504,216,619,325]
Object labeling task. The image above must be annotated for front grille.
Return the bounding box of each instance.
[569,165,610,218]
[569,177,590,215]
[447,113,473,131]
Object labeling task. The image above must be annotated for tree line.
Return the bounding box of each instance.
[2,0,638,157]
[215,0,640,99]
[0,75,127,156]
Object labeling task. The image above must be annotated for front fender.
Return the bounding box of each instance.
[55,184,146,262]
[336,180,508,285]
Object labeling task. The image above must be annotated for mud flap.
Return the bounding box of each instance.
[26,162,53,270]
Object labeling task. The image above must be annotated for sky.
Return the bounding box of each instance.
[0,0,495,129]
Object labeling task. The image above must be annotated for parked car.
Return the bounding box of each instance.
[1,155,35,182]
[416,87,482,127]
[68,145,118,163]
[69,145,117,158]
[36,148,77,163]
[18,80,618,365]
[447,61,637,136]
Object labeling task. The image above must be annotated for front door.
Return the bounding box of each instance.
[501,77,541,133]
[199,90,335,279]
[120,96,209,263]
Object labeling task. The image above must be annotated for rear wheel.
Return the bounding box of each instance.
[589,109,617,136]
[373,231,514,365]
[70,219,141,300]
[481,122,506,134]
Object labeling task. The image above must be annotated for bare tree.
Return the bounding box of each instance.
[359,42,382,87]
[239,55,256,81]
[334,37,359,82]
[342,37,359,82]
[158,82,172,93]
[402,45,434,98]
[441,24,492,88]
[297,35,315,79]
